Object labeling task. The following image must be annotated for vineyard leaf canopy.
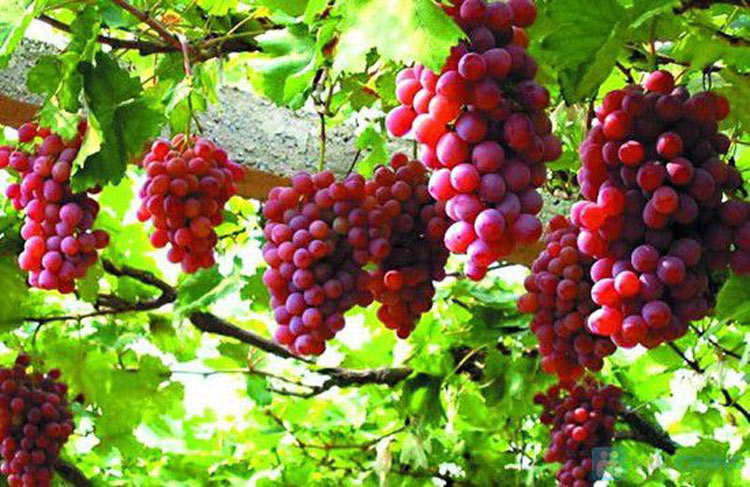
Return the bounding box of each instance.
[332,0,464,74]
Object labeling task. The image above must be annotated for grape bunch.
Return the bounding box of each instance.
[386,0,559,279]
[0,355,75,487]
[366,153,450,338]
[137,135,244,273]
[0,122,109,293]
[518,216,615,379]
[262,171,392,355]
[573,70,746,349]
[535,379,623,487]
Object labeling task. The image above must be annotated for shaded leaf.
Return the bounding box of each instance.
[73,52,163,191]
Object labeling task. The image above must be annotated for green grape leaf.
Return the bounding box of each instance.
[97,176,134,222]
[557,25,626,103]
[258,0,309,16]
[304,0,329,23]
[149,316,201,362]
[176,261,243,314]
[240,268,271,312]
[26,55,62,95]
[245,375,273,406]
[398,374,444,424]
[717,69,750,133]
[0,0,44,68]
[0,256,29,331]
[670,439,743,484]
[715,274,750,323]
[246,25,316,108]
[197,0,239,16]
[535,0,627,103]
[399,433,429,469]
[77,260,103,304]
[355,125,389,178]
[333,0,464,74]
[167,86,207,135]
[177,267,224,309]
[73,52,163,191]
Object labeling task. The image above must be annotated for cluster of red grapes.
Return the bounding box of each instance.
[137,135,244,273]
[0,355,75,487]
[263,170,387,355]
[1,122,109,293]
[386,0,559,280]
[535,379,623,487]
[263,154,451,355]
[366,154,450,338]
[572,70,745,350]
[518,216,615,379]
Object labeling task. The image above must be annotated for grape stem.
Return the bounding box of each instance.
[345,149,362,176]
[615,62,635,84]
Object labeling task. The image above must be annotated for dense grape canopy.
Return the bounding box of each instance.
[0,0,747,484]
[535,379,623,487]
[0,355,75,487]
[137,135,245,273]
[387,0,558,279]
[1,122,109,293]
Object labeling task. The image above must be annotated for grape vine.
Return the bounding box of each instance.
[1,122,109,293]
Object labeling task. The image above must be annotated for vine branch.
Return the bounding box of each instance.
[675,0,750,14]
[55,460,92,487]
[109,0,183,51]
[25,259,176,324]
[619,410,679,455]
[37,12,263,60]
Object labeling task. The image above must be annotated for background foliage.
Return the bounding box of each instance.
[0,0,748,485]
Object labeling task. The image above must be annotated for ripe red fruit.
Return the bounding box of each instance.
[139,135,243,273]
[1,122,108,293]
[0,357,75,487]
[645,70,675,94]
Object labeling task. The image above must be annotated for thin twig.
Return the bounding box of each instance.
[615,62,636,83]
[110,0,183,51]
[688,323,743,360]
[346,149,362,176]
[667,342,704,373]
[720,389,750,423]
[667,343,750,424]
[25,260,176,325]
